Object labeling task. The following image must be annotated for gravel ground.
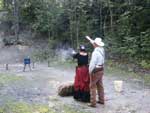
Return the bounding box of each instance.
[0,63,150,113]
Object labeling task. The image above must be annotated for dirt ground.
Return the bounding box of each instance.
[0,63,150,113]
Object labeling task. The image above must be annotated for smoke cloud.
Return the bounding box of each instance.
[54,42,75,62]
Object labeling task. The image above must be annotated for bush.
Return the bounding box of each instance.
[140,60,150,69]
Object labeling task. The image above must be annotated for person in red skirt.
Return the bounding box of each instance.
[72,45,90,102]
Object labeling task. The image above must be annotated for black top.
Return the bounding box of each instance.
[73,53,88,66]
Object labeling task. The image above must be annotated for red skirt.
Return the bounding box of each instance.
[74,65,90,102]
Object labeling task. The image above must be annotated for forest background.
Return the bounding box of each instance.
[0,0,150,70]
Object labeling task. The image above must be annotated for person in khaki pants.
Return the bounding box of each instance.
[85,36,105,107]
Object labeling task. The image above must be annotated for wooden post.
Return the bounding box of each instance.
[6,64,8,70]
[32,62,35,68]
[48,60,50,67]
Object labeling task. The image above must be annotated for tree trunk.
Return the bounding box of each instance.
[87,20,90,35]
[69,19,73,48]
[47,12,51,40]
[128,0,131,5]
[76,19,79,48]
[109,7,113,32]
[3,0,6,8]
[99,2,103,37]
[75,4,79,48]
[103,16,106,37]
[3,0,9,9]
[13,0,19,42]
[107,0,113,32]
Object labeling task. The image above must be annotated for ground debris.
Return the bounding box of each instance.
[115,105,137,113]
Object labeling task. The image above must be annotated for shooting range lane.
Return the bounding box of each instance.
[0,63,150,113]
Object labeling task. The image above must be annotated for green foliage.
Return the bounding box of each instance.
[105,1,150,66]
[31,39,58,62]
[140,60,150,69]
[31,50,50,62]
[0,73,24,87]
[1,0,150,69]
[0,101,89,113]
[106,60,150,86]
[0,0,3,10]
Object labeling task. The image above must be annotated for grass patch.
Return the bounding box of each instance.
[61,105,89,113]
[0,73,24,87]
[0,101,90,113]
[0,102,54,113]
[143,74,150,86]
[105,62,150,86]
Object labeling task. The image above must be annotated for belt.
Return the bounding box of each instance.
[78,64,88,67]
[92,67,104,73]
[96,65,103,68]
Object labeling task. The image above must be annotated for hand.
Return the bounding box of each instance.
[85,36,94,44]
[85,36,91,40]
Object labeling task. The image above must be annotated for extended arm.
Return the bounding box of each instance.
[85,36,94,44]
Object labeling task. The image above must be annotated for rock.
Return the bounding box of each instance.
[58,81,74,97]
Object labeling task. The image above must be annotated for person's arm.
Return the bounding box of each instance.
[73,53,78,59]
[85,36,94,44]
[89,51,98,74]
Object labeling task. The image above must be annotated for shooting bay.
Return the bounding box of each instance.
[0,0,150,113]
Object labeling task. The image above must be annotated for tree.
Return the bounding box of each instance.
[1,0,149,67]
[13,0,19,42]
